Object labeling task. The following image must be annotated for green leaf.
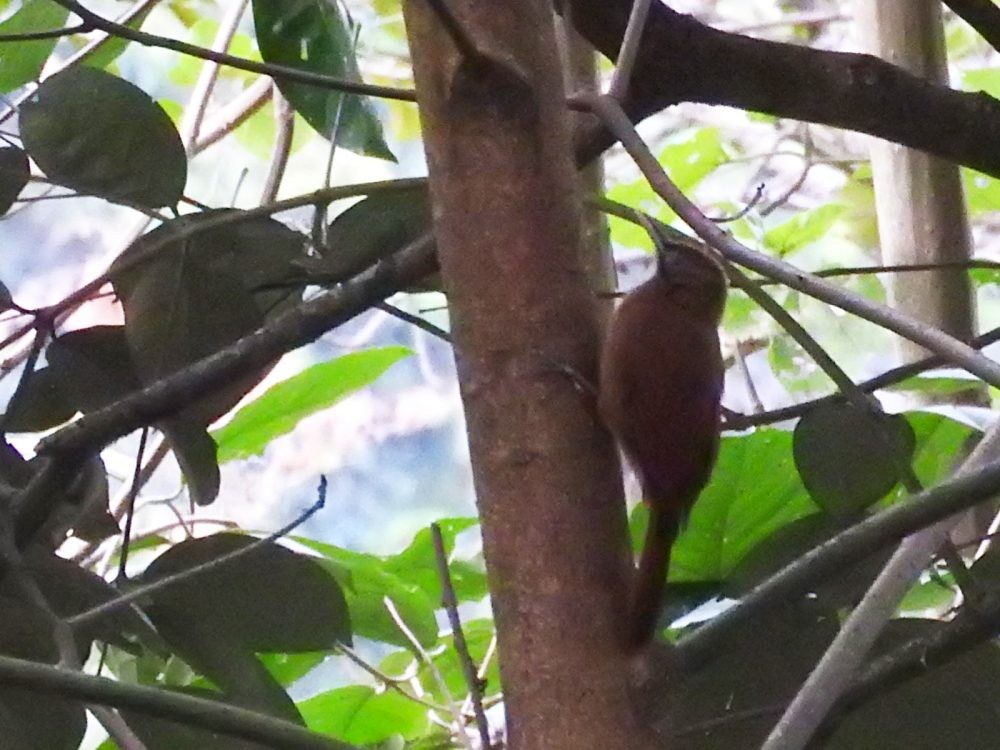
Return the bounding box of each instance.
[300,539,440,648]
[963,66,1000,98]
[298,185,433,286]
[606,127,729,247]
[763,204,845,256]
[82,5,156,72]
[963,168,1000,216]
[658,127,728,193]
[0,0,70,93]
[2,366,75,432]
[382,518,487,604]
[252,0,394,160]
[213,347,412,463]
[110,212,305,430]
[20,67,186,208]
[671,427,817,583]
[300,685,428,744]
[0,146,29,215]
[141,533,352,653]
[793,401,915,519]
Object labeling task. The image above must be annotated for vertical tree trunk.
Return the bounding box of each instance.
[403,2,648,748]
[855,1,977,366]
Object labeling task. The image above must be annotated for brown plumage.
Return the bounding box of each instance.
[598,234,726,650]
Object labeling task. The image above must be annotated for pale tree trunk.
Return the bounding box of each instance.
[855,1,977,367]
[855,0,989,551]
[403,2,651,749]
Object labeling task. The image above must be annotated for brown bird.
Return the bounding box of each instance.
[598,226,726,650]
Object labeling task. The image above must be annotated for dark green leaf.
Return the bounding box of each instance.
[299,186,433,285]
[0,146,29,215]
[0,686,85,750]
[299,685,428,744]
[2,365,75,432]
[141,533,352,652]
[675,602,838,749]
[825,620,1000,749]
[0,0,70,93]
[794,401,915,519]
[213,347,412,463]
[252,0,394,160]
[161,419,220,507]
[722,514,892,608]
[20,67,186,207]
[45,326,141,413]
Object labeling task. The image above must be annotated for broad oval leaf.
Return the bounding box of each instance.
[0,0,70,94]
[213,346,412,463]
[793,401,915,519]
[110,211,307,428]
[296,185,434,287]
[20,67,186,208]
[141,533,352,652]
[0,146,29,215]
[252,0,394,160]
[300,685,428,745]
[300,538,440,648]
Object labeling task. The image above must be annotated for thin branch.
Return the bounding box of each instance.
[0,653,357,750]
[0,23,90,41]
[377,300,452,343]
[261,86,296,204]
[335,643,449,712]
[179,0,250,150]
[570,92,1000,390]
[608,0,651,100]
[48,0,416,101]
[384,597,474,750]
[674,457,1000,671]
[67,478,327,629]
[431,523,491,749]
[766,426,1000,748]
[192,76,274,155]
[943,0,1000,53]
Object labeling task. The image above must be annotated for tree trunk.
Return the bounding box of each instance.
[403,2,649,748]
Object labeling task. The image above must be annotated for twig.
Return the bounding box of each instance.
[179,0,250,150]
[48,0,416,101]
[336,643,449,712]
[608,0,651,100]
[261,86,295,204]
[192,76,274,155]
[67,477,327,629]
[431,523,491,749]
[378,300,452,343]
[384,597,474,750]
[569,92,1000,390]
[762,425,1000,749]
[0,653,357,750]
[116,427,149,581]
[943,0,1000,53]
[675,457,1000,671]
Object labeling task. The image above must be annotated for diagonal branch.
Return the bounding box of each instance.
[0,654,356,750]
[566,1,1000,177]
[49,0,416,101]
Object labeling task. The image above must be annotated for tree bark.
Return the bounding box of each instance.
[403,2,645,748]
